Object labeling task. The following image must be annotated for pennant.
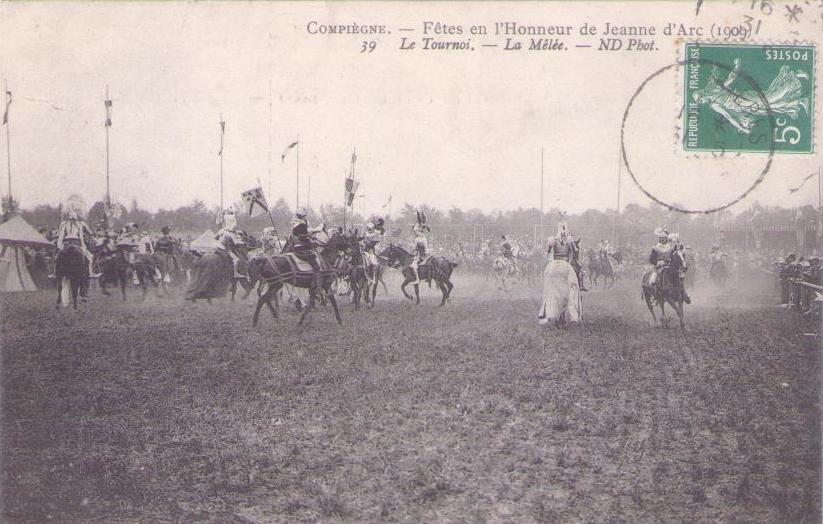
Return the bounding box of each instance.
[217,119,226,157]
[351,150,357,164]
[788,171,819,193]
[104,98,112,127]
[2,90,11,125]
[241,187,269,217]
[281,140,298,162]
[345,177,354,193]
[381,194,392,209]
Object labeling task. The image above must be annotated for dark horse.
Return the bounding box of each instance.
[587,249,615,288]
[249,231,349,326]
[345,234,372,309]
[710,256,729,287]
[641,248,687,330]
[379,244,457,306]
[96,248,160,301]
[54,244,88,309]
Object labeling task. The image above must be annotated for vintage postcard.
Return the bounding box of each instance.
[0,1,820,522]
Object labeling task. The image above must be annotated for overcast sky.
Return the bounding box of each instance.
[1,1,820,215]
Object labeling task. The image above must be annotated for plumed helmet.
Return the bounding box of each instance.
[654,226,669,238]
[557,221,569,237]
[161,226,171,235]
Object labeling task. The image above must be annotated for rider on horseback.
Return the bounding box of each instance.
[648,228,691,304]
[57,207,96,277]
[362,217,385,269]
[290,210,322,278]
[501,235,514,260]
[410,210,431,285]
[546,219,587,291]
[155,226,179,271]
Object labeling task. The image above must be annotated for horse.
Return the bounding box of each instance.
[96,250,130,300]
[641,248,687,330]
[710,256,729,287]
[249,231,349,326]
[491,255,519,291]
[587,249,615,287]
[152,242,186,292]
[379,244,457,306]
[345,235,371,309]
[54,244,88,309]
[537,259,582,328]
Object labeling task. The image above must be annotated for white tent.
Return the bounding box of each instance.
[189,229,220,252]
[0,216,53,292]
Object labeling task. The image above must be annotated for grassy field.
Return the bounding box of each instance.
[1,272,820,523]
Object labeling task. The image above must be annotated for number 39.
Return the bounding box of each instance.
[361,41,376,53]
[773,117,801,145]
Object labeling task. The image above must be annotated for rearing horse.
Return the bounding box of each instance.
[379,244,457,306]
[641,248,687,330]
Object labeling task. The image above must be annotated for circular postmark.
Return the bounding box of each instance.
[620,57,776,214]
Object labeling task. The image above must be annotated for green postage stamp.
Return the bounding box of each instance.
[684,43,814,154]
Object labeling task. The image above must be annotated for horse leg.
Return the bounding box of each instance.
[437,280,448,306]
[230,279,237,301]
[71,279,79,310]
[643,288,657,326]
[326,285,342,324]
[414,283,420,305]
[400,275,414,301]
[120,273,127,301]
[299,285,314,325]
[659,300,668,329]
[55,278,62,309]
[671,299,685,331]
[254,286,274,327]
[266,285,280,319]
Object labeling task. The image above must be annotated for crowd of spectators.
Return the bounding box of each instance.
[776,253,822,315]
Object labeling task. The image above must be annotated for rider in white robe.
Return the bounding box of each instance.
[546,220,586,291]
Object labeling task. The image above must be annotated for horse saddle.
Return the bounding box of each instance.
[283,252,324,274]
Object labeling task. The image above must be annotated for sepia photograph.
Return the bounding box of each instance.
[0,1,820,521]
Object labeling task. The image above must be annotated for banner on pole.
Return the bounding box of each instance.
[241,186,269,217]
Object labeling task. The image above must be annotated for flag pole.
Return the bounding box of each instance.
[268,80,273,204]
[614,141,622,246]
[540,147,544,242]
[295,135,300,211]
[342,169,347,231]
[257,176,283,251]
[105,85,110,206]
[4,79,11,210]
[219,114,225,211]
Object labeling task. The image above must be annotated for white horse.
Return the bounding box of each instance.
[537,260,582,328]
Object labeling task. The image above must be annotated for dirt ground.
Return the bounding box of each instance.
[1,271,820,523]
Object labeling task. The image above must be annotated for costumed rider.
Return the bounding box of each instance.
[648,228,692,304]
[362,217,385,268]
[290,210,322,277]
[261,227,280,254]
[410,210,431,285]
[57,206,96,277]
[598,238,614,272]
[546,219,587,291]
[155,225,178,271]
[501,235,514,259]
[500,235,516,271]
[648,227,672,288]
[217,209,245,277]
